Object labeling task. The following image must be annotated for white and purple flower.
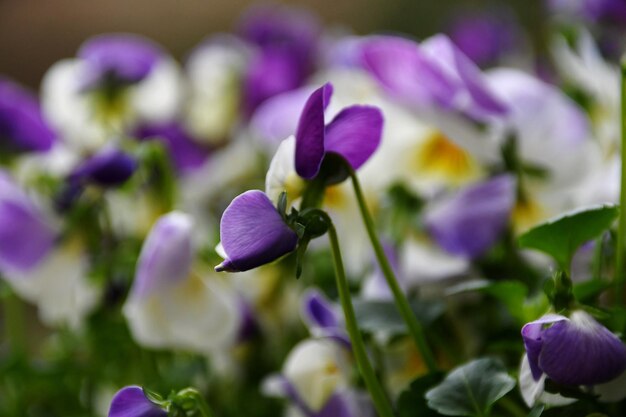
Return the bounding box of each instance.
[522,311,626,387]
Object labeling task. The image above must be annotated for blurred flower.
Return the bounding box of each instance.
[446,11,519,66]
[522,311,626,386]
[215,190,298,272]
[124,211,241,353]
[238,5,320,115]
[108,386,166,417]
[423,175,516,257]
[69,146,137,187]
[301,289,349,345]
[548,0,626,25]
[0,77,56,154]
[41,33,183,150]
[0,170,99,328]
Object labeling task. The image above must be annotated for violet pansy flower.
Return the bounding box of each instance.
[295,82,383,180]
[78,34,162,89]
[423,175,516,258]
[108,386,166,417]
[302,289,349,345]
[0,78,56,153]
[216,190,298,272]
[522,311,626,386]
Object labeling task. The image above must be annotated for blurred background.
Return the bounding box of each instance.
[0,0,544,88]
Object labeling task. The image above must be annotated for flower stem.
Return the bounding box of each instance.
[324,214,396,417]
[2,285,26,357]
[348,168,438,373]
[177,388,215,417]
[616,61,626,304]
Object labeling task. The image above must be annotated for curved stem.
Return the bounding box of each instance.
[324,214,396,417]
[177,388,215,417]
[348,168,438,373]
[616,62,626,304]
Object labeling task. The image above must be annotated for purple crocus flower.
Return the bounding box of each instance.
[0,78,56,153]
[423,176,516,258]
[360,34,508,122]
[295,83,383,179]
[0,171,57,274]
[69,147,137,187]
[522,311,626,386]
[130,211,193,299]
[78,34,163,89]
[238,5,320,114]
[134,122,212,175]
[108,386,166,417]
[215,190,298,272]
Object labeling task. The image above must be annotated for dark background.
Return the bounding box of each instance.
[0,0,546,88]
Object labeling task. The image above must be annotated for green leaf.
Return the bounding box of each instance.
[397,372,446,417]
[425,358,515,416]
[518,205,618,272]
[353,300,444,335]
[528,404,544,417]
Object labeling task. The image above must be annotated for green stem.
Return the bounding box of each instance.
[496,397,527,417]
[325,215,396,417]
[3,286,26,357]
[348,168,438,373]
[616,62,626,304]
[178,388,215,417]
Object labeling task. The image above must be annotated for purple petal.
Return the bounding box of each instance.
[70,147,137,187]
[324,105,383,171]
[360,36,457,108]
[302,289,340,329]
[424,176,516,258]
[131,212,194,298]
[522,314,569,381]
[108,386,166,417]
[421,34,509,119]
[447,11,518,66]
[78,34,162,88]
[0,172,57,273]
[217,190,298,272]
[135,122,211,175]
[539,311,626,386]
[250,86,315,145]
[0,78,56,153]
[316,393,358,417]
[243,50,305,115]
[295,83,333,179]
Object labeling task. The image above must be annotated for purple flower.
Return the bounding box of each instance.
[0,171,57,274]
[70,147,137,187]
[238,5,320,114]
[302,289,349,345]
[423,176,516,258]
[108,386,166,417]
[446,11,518,66]
[130,212,194,299]
[522,311,626,386]
[135,122,212,175]
[78,34,163,89]
[360,34,507,122]
[0,78,56,153]
[216,190,298,272]
[548,0,626,25]
[295,83,383,179]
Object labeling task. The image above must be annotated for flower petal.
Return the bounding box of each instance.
[295,83,333,179]
[131,212,194,298]
[423,175,515,258]
[521,314,568,381]
[70,147,137,187]
[302,289,340,329]
[79,34,162,88]
[0,172,57,273]
[217,190,298,272]
[539,311,626,385]
[108,386,166,417]
[324,105,383,171]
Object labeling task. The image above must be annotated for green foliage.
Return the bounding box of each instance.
[397,372,446,417]
[353,299,444,335]
[425,358,515,416]
[518,205,618,273]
